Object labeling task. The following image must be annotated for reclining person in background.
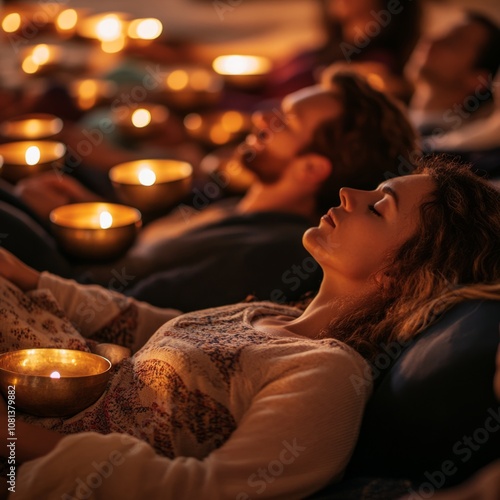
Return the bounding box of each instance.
[405,8,500,175]
[12,71,418,311]
[0,159,499,499]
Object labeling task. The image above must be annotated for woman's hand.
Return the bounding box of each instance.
[0,248,40,292]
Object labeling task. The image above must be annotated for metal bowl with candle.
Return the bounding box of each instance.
[109,159,193,213]
[76,11,129,40]
[112,103,170,140]
[212,55,272,89]
[159,66,224,110]
[20,43,88,76]
[50,202,142,260]
[69,78,118,111]
[0,348,111,417]
[0,140,66,183]
[76,11,130,54]
[0,113,63,141]
[184,110,251,147]
[1,4,57,37]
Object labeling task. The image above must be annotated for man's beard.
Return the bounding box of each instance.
[234,136,289,185]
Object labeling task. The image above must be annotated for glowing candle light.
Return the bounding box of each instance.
[21,56,39,74]
[128,18,162,40]
[31,44,51,65]
[50,371,61,379]
[99,211,113,229]
[166,70,189,91]
[131,108,152,128]
[101,36,126,54]
[25,146,41,166]
[212,55,272,76]
[2,12,21,33]
[50,203,141,260]
[221,111,244,132]
[138,167,156,186]
[56,9,78,32]
[96,15,122,41]
[109,160,193,213]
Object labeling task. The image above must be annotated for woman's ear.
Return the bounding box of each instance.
[294,153,332,186]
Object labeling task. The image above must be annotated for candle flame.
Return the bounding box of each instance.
[56,9,78,31]
[101,36,126,54]
[50,371,61,379]
[99,210,113,229]
[212,55,271,76]
[131,108,152,128]
[166,70,189,91]
[32,44,51,65]
[96,15,122,41]
[2,13,21,33]
[138,167,156,186]
[22,56,39,74]
[25,146,41,165]
[128,18,162,40]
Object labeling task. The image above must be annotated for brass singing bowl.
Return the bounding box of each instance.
[49,202,142,261]
[0,348,112,417]
[183,110,251,147]
[0,113,63,140]
[109,159,193,213]
[0,140,66,184]
[112,103,170,139]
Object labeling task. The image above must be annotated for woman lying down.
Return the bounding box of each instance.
[0,160,499,499]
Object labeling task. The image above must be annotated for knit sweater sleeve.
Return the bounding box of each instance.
[37,272,181,353]
[15,347,372,499]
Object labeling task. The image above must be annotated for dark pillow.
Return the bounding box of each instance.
[347,300,500,492]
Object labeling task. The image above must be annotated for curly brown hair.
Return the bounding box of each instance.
[305,70,418,214]
[323,157,500,361]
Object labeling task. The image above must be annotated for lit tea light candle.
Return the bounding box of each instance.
[99,210,113,229]
[0,348,112,417]
[100,35,127,54]
[0,140,66,183]
[109,159,193,213]
[131,108,152,128]
[212,55,272,88]
[127,18,163,41]
[138,167,156,186]
[112,103,169,139]
[50,202,142,260]
[21,44,62,75]
[184,110,251,146]
[70,78,117,111]
[160,66,224,110]
[2,12,21,33]
[0,113,63,140]
[77,12,129,46]
[25,145,40,165]
[1,4,54,35]
[55,8,79,36]
[96,14,122,41]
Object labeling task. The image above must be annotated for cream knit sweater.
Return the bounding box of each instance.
[8,273,372,500]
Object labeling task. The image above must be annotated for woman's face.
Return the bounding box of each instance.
[303,174,435,286]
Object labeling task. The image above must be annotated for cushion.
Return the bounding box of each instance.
[347,300,500,491]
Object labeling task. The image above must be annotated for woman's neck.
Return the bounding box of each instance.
[267,277,377,339]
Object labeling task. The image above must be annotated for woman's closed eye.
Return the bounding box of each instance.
[368,205,382,217]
